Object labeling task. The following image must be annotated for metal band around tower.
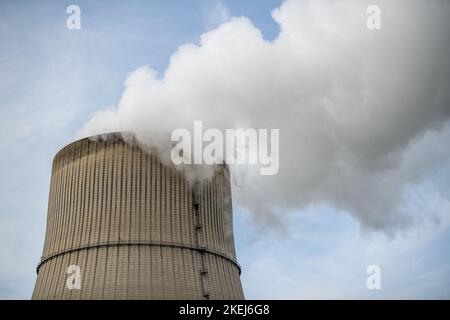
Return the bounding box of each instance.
[36,240,242,275]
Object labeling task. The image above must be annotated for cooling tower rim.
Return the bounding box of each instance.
[53,132,132,161]
[53,131,230,172]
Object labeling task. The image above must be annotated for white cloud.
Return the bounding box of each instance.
[79,0,450,233]
[206,1,231,28]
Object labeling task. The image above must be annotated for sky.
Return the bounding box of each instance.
[0,0,449,299]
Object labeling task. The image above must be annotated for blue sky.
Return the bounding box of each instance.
[1,0,449,299]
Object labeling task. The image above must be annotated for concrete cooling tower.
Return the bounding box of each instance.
[32,133,244,299]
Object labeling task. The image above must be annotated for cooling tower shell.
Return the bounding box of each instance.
[32,134,244,299]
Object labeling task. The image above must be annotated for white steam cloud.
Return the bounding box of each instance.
[79,0,450,233]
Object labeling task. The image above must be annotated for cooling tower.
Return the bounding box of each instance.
[32,133,244,299]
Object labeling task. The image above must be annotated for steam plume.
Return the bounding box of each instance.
[79,0,450,232]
